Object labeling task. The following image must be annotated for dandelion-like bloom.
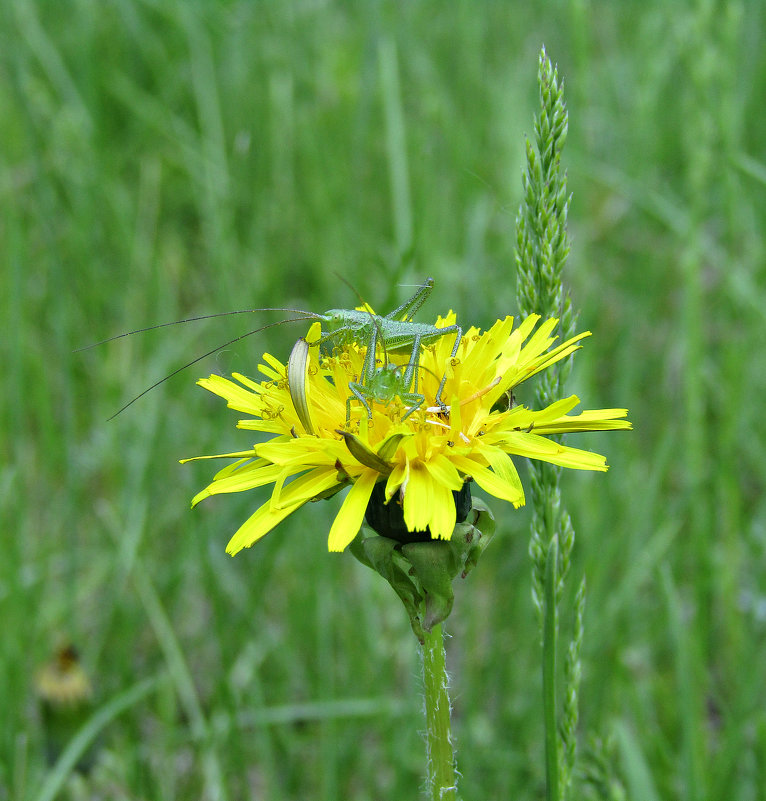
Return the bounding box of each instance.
[183,314,631,554]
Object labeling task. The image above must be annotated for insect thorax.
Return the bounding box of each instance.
[322,309,375,342]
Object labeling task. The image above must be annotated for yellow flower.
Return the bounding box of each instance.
[183,314,630,554]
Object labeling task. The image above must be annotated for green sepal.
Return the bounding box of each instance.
[348,531,374,570]
[376,432,410,462]
[452,498,496,579]
[310,480,349,502]
[349,531,426,642]
[348,498,496,641]
[401,541,461,632]
[336,430,393,474]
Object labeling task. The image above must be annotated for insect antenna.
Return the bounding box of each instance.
[328,275,387,374]
[74,308,320,352]
[331,272,376,314]
[107,315,317,420]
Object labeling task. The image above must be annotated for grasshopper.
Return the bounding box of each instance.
[319,277,462,419]
[80,277,462,420]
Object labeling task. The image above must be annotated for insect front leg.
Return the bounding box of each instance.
[314,320,352,352]
[346,381,374,424]
[402,334,424,395]
[360,321,380,385]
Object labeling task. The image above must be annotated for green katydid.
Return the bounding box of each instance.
[319,277,463,421]
[78,277,462,420]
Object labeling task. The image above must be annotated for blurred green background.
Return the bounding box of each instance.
[2,1,766,799]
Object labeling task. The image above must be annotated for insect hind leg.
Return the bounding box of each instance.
[385,277,435,322]
[434,325,463,408]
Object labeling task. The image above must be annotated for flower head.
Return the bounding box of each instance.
[183,313,630,554]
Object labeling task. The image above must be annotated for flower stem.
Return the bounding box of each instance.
[422,623,457,801]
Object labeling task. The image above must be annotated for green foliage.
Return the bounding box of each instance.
[3,2,766,799]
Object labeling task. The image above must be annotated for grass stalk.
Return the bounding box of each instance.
[543,536,560,801]
[515,47,578,801]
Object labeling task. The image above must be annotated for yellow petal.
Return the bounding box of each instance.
[226,502,297,554]
[426,480,458,540]
[272,468,343,510]
[450,454,525,507]
[500,432,608,471]
[473,441,525,498]
[180,449,257,464]
[191,461,285,506]
[423,453,465,492]
[402,462,433,533]
[327,470,378,552]
[225,469,341,554]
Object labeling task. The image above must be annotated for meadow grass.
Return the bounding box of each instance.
[2,1,766,799]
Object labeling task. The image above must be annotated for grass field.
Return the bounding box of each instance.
[2,1,766,799]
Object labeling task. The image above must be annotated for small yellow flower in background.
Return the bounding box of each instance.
[183,313,631,554]
[36,644,93,708]
[36,644,97,772]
